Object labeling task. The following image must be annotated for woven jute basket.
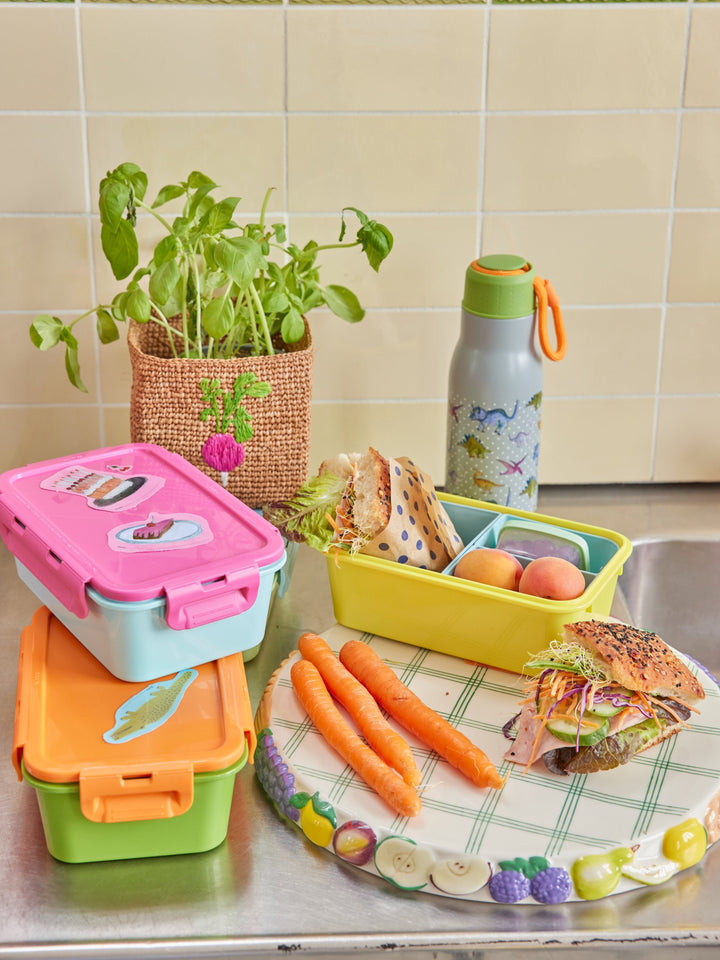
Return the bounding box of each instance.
[127,319,313,508]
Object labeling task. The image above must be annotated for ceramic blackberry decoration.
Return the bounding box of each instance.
[445,255,566,511]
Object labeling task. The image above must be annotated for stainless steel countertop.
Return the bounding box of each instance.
[1,483,719,959]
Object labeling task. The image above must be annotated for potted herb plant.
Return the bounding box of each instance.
[30,163,393,507]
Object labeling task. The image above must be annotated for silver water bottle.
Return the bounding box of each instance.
[445,254,566,511]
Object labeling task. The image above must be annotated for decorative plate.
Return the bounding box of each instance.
[255,624,720,904]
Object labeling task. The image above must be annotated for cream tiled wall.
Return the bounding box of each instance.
[1,0,719,489]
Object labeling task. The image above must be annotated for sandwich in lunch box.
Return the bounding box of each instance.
[264,447,463,571]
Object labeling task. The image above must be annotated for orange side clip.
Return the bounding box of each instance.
[533,276,567,362]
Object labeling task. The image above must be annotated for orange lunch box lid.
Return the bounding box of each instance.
[13,607,255,824]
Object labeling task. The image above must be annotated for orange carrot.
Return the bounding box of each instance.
[339,640,504,791]
[298,632,422,788]
[290,658,421,819]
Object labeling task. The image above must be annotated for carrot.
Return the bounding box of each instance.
[339,640,504,791]
[290,658,422,818]
[298,632,422,788]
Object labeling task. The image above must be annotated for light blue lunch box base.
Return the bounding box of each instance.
[16,554,285,683]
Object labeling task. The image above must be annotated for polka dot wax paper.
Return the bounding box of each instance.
[362,457,463,571]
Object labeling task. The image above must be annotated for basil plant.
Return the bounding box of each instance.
[30,162,394,392]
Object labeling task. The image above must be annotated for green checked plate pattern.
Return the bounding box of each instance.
[255,623,720,904]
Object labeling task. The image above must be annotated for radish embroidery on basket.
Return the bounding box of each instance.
[199,373,271,488]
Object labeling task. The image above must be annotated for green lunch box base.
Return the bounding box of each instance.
[22,749,247,864]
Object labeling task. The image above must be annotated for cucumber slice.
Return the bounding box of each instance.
[547,714,610,746]
[588,686,633,718]
[587,699,626,718]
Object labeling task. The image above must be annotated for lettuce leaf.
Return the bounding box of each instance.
[263,472,348,552]
[545,718,662,775]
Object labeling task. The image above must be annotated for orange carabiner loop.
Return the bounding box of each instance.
[533,276,566,362]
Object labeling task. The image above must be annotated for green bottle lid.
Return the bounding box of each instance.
[462,254,537,319]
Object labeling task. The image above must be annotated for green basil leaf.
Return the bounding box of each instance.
[202,197,241,235]
[113,163,147,202]
[190,192,215,225]
[187,178,217,221]
[58,327,78,350]
[301,286,324,313]
[203,268,228,292]
[96,308,119,344]
[149,260,181,306]
[323,284,364,323]
[272,223,287,243]
[266,262,284,284]
[126,287,152,323]
[171,215,190,239]
[214,236,265,289]
[153,234,179,266]
[101,219,139,281]
[64,344,87,393]
[286,291,303,310]
[152,183,185,209]
[98,179,130,232]
[340,207,369,241]
[161,282,186,321]
[357,220,394,271]
[262,291,288,315]
[280,307,305,343]
[187,171,216,191]
[29,314,63,350]
[111,291,130,323]
[202,297,234,339]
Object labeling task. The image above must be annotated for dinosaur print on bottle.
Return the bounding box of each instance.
[446,392,541,510]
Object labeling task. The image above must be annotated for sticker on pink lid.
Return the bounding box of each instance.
[40,464,164,511]
[107,513,213,553]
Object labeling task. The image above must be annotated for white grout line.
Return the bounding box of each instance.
[475,0,492,255]
[6,107,719,118]
[3,391,715,412]
[649,0,695,481]
[2,208,719,224]
[4,301,719,317]
[283,0,290,212]
[73,0,106,442]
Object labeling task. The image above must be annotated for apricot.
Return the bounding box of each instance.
[518,556,586,601]
[453,547,523,591]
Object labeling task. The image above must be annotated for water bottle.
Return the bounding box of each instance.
[445,254,566,511]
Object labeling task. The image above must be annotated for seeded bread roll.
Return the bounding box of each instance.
[351,447,391,538]
[319,447,391,543]
[563,620,705,702]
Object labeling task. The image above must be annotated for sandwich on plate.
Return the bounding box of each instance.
[504,619,705,776]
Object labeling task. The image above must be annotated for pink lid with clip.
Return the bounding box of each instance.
[0,443,285,630]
